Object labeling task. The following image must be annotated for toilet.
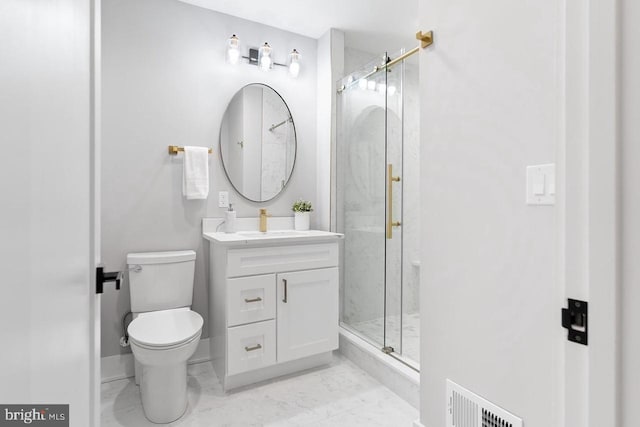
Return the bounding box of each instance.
[126,250,203,424]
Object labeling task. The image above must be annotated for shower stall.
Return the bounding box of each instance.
[336,50,420,369]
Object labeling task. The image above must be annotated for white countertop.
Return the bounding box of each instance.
[203,229,343,244]
[202,217,343,245]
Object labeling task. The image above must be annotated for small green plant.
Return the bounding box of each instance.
[292,199,313,213]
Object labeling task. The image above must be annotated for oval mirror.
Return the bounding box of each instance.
[219,84,297,202]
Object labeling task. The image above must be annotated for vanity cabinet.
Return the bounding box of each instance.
[207,237,341,390]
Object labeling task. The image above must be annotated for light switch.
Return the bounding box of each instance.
[532,174,545,195]
[527,164,555,205]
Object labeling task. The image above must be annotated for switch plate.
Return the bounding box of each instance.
[218,191,229,208]
[526,164,555,205]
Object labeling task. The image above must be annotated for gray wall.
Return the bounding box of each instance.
[101,0,318,357]
[622,0,640,424]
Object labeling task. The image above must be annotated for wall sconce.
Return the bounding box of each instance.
[225,35,301,77]
[226,34,240,65]
[258,42,272,71]
[288,49,300,78]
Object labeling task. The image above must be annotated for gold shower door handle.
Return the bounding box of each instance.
[386,164,402,239]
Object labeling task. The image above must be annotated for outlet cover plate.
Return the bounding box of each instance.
[218,191,229,208]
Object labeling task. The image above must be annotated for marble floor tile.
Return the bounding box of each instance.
[101,353,418,427]
[350,312,421,365]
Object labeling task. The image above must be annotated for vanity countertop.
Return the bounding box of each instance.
[202,217,343,246]
[203,229,343,245]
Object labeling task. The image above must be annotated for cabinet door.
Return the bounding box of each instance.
[277,268,339,363]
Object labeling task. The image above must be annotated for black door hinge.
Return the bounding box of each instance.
[96,265,122,294]
[562,298,588,345]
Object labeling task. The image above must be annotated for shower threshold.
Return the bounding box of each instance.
[338,326,420,409]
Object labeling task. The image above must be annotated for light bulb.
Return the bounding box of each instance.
[258,42,272,72]
[367,80,376,91]
[387,85,397,96]
[358,78,368,90]
[289,62,300,77]
[228,48,240,64]
[226,34,240,65]
[260,55,272,70]
[288,49,301,78]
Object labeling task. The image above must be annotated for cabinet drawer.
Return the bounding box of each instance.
[227,320,276,376]
[227,274,276,327]
[227,243,339,277]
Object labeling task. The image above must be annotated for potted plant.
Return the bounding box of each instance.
[292,199,313,231]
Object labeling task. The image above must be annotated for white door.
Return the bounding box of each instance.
[417,1,619,426]
[0,1,100,426]
[277,268,339,363]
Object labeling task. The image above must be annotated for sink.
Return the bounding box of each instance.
[236,230,309,238]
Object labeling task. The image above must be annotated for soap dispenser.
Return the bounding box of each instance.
[225,203,236,233]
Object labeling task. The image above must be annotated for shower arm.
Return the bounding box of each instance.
[268,117,292,132]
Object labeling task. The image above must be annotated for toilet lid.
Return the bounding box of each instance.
[128,310,203,348]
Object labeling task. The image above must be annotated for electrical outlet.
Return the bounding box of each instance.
[218,191,229,208]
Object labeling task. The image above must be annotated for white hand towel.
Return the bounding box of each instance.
[182,146,209,200]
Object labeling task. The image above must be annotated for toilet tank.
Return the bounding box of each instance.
[127,250,196,313]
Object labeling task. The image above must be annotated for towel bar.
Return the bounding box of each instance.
[168,145,213,155]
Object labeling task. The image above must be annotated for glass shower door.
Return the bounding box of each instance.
[337,55,388,349]
[337,53,403,355]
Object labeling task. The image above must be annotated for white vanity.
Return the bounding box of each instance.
[203,217,343,390]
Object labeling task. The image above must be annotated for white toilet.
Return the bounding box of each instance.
[126,250,203,424]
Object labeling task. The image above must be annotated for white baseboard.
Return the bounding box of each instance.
[101,338,211,383]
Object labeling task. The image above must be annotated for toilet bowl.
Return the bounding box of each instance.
[128,307,203,423]
[126,250,202,424]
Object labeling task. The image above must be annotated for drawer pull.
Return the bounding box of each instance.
[244,344,262,352]
[282,279,288,303]
[244,297,263,303]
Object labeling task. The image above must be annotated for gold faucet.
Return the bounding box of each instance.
[259,208,270,232]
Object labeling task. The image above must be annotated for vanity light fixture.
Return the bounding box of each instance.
[226,34,240,65]
[288,49,301,78]
[225,35,300,77]
[258,42,272,71]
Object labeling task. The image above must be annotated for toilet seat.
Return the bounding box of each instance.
[128,308,203,349]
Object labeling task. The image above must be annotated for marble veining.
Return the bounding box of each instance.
[350,313,421,366]
[101,353,418,426]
